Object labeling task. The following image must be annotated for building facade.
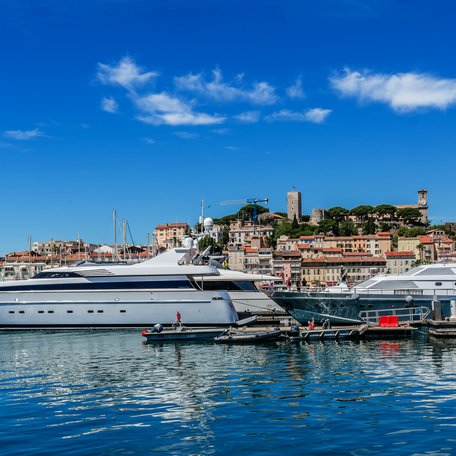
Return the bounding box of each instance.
[154,223,189,248]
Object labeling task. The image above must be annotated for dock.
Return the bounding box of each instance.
[427,319,456,337]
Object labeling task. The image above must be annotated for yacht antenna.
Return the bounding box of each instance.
[201,198,204,235]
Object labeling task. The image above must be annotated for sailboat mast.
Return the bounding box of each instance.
[113,209,117,262]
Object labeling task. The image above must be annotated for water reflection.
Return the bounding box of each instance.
[2,331,456,455]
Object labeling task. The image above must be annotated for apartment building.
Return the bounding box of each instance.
[154,222,189,248]
[385,251,416,275]
[228,220,273,248]
[301,256,386,287]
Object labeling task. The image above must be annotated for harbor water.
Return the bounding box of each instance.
[2,330,456,455]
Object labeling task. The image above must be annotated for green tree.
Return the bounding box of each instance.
[198,235,215,251]
[374,204,397,219]
[339,221,357,236]
[397,208,422,225]
[328,206,349,220]
[291,214,299,229]
[350,205,373,221]
[362,219,377,235]
[238,204,268,222]
[317,219,338,235]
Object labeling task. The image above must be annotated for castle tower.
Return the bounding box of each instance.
[287,187,302,221]
[418,189,428,225]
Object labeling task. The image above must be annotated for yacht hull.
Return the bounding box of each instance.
[0,290,238,329]
[271,291,452,325]
[228,291,285,316]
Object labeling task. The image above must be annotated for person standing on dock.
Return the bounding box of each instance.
[173,311,182,328]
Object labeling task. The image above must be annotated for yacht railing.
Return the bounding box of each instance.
[359,306,431,326]
[295,287,456,297]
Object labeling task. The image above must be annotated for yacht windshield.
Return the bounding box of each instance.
[354,278,381,289]
[33,271,81,279]
[195,280,258,291]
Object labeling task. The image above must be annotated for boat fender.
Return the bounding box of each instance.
[405,295,413,304]
[351,293,359,300]
[289,324,300,337]
[141,330,148,337]
[152,323,164,333]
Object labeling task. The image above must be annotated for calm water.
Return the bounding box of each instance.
[2,331,456,455]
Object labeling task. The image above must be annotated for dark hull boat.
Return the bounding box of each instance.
[271,291,452,325]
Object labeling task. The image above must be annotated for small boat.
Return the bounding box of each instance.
[214,328,282,343]
[141,326,222,342]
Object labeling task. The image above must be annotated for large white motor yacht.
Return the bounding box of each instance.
[271,263,456,325]
[0,248,238,329]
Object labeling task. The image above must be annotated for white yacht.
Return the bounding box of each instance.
[271,263,456,325]
[0,248,238,329]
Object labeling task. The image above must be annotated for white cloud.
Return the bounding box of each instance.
[266,108,332,123]
[304,108,332,123]
[174,131,198,139]
[286,77,306,99]
[143,137,155,144]
[97,56,158,91]
[212,128,230,135]
[330,68,456,112]
[101,96,119,113]
[134,92,225,126]
[174,68,278,105]
[234,111,261,123]
[3,128,45,140]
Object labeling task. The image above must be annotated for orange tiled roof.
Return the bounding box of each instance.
[385,251,415,258]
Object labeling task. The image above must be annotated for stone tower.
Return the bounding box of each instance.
[287,187,302,221]
[417,189,428,225]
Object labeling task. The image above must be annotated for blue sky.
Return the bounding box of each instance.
[1,0,456,253]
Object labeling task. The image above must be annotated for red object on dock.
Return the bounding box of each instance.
[379,316,399,327]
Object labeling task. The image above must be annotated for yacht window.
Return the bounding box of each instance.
[0,279,195,291]
[435,282,443,286]
[33,271,81,279]
[67,310,73,313]
[194,281,258,291]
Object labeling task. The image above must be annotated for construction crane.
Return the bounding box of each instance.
[220,197,269,228]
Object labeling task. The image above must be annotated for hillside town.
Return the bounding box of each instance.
[2,188,455,288]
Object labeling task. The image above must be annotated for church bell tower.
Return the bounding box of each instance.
[417,189,428,225]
